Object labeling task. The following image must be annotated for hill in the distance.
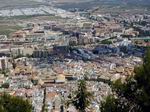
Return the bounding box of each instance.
[0,0,150,10]
[0,0,44,9]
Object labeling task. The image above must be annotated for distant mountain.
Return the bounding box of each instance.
[0,0,150,10]
[55,0,150,10]
[94,0,150,5]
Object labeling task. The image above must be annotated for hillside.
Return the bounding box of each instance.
[0,0,150,10]
[0,0,44,9]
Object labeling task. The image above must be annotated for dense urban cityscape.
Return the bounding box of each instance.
[0,0,150,112]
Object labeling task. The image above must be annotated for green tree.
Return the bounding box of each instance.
[101,39,112,45]
[101,48,150,112]
[134,48,150,111]
[0,93,32,112]
[1,83,9,88]
[69,79,93,112]
[101,95,117,112]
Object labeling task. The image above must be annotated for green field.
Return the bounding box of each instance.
[0,25,22,37]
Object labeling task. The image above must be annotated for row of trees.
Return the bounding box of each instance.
[68,48,150,112]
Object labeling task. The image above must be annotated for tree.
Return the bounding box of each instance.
[101,39,112,45]
[101,48,150,112]
[0,93,32,112]
[1,83,9,88]
[101,78,139,112]
[134,48,150,111]
[101,95,117,112]
[68,79,93,112]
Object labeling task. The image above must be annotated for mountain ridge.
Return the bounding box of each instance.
[0,0,150,10]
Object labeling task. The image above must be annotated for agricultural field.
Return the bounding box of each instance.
[0,19,22,37]
[0,24,22,37]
